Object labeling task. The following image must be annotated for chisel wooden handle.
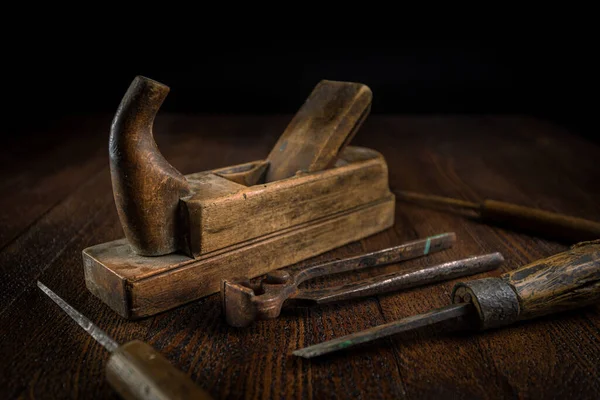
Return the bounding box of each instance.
[480,200,600,243]
[106,340,213,400]
[452,240,600,329]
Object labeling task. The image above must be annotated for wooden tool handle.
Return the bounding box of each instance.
[452,240,600,330]
[106,340,213,400]
[481,200,600,243]
[109,76,191,256]
[502,240,600,320]
[265,80,372,182]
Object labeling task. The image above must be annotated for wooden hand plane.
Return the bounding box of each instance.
[83,76,395,319]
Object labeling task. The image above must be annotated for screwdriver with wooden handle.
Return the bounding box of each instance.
[293,239,600,358]
[394,190,600,243]
[37,281,213,400]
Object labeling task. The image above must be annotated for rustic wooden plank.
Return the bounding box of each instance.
[265,79,372,182]
[84,196,394,318]
[507,116,600,211]
[0,195,139,399]
[0,168,115,313]
[1,114,599,400]
[0,116,110,250]
[355,115,600,398]
[132,239,406,399]
[1,114,284,400]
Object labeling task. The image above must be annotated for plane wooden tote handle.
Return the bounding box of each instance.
[265,80,372,182]
[109,76,191,256]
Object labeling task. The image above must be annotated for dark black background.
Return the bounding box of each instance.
[6,40,597,141]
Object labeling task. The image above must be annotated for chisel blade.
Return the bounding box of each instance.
[293,303,474,359]
[37,281,119,352]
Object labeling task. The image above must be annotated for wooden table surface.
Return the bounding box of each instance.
[1,114,599,399]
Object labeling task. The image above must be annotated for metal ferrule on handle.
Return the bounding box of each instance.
[452,240,600,330]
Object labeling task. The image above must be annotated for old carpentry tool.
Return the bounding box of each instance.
[293,239,600,358]
[83,76,395,319]
[37,281,213,400]
[394,190,600,243]
[223,232,505,327]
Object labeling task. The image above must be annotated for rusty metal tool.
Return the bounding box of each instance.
[293,239,600,358]
[222,232,504,327]
[37,281,213,400]
[394,190,600,243]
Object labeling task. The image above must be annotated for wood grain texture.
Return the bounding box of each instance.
[84,196,395,318]
[0,116,109,250]
[183,146,391,256]
[265,80,372,182]
[1,114,600,400]
[503,240,600,319]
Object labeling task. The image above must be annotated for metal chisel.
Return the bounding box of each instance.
[294,240,600,358]
[37,281,213,400]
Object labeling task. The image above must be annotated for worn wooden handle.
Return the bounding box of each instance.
[109,76,191,256]
[481,200,600,243]
[265,80,372,182]
[106,340,213,400]
[502,240,600,320]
